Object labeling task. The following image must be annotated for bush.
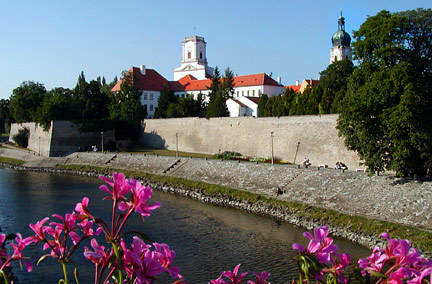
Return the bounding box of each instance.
[213,151,242,159]
[116,140,135,152]
[12,127,29,148]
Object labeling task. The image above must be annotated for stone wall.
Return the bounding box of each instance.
[141,114,363,169]
[9,121,114,157]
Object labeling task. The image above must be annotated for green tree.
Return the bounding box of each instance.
[206,67,234,118]
[318,59,354,114]
[154,87,177,118]
[38,87,77,130]
[109,71,147,122]
[258,94,268,117]
[10,81,47,123]
[337,8,432,176]
[0,99,12,133]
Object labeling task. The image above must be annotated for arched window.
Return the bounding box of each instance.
[187,52,191,59]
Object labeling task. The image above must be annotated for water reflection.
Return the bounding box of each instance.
[0,168,370,283]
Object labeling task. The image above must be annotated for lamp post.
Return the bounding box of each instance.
[271,131,274,165]
[175,133,179,158]
[293,141,300,164]
[100,132,104,153]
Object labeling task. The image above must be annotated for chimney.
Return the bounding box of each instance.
[140,65,146,75]
[277,76,281,85]
[310,78,313,84]
[296,80,299,86]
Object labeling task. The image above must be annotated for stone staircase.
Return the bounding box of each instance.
[163,159,190,175]
[280,169,305,193]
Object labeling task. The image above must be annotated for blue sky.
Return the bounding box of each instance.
[1,0,431,99]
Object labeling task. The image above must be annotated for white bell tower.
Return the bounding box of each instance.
[330,10,352,64]
[174,36,214,80]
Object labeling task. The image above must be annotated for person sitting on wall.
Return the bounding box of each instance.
[275,186,283,196]
[302,158,310,168]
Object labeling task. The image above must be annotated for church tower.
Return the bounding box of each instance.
[174,36,214,80]
[330,11,352,64]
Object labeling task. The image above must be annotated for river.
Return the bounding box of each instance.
[0,168,370,283]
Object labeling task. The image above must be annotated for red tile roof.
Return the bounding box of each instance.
[111,67,169,92]
[285,85,301,92]
[244,96,260,104]
[233,73,280,87]
[112,67,282,94]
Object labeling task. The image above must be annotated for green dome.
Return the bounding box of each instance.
[332,30,351,47]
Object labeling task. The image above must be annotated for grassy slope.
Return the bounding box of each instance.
[0,156,25,165]
[55,164,432,253]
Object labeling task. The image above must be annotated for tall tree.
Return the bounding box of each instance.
[318,59,354,114]
[154,87,177,118]
[9,81,46,123]
[0,99,12,133]
[258,94,268,117]
[337,8,432,176]
[109,71,147,122]
[206,67,233,118]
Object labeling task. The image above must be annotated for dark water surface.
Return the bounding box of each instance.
[0,168,370,283]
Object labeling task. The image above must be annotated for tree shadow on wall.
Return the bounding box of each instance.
[140,130,167,149]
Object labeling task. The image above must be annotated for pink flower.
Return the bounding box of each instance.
[329,253,350,284]
[25,217,50,244]
[83,239,112,266]
[293,226,338,264]
[247,271,271,284]
[153,242,181,279]
[221,264,248,284]
[120,179,160,217]
[75,197,90,217]
[99,172,131,201]
[209,275,228,284]
[9,233,33,272]
[358,246,387,276]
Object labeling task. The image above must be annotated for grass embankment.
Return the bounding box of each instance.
[128,147,213,159]
[56,164,432,253]
[0,156,25,165]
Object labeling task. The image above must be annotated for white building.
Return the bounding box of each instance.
[173,36,214,81]
[330,11,352,63]
[112,35,285,117]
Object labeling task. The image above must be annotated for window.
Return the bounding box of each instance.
[236,91,239,97]
[144,104,148,111]
[252,90,255,96]
[242,91,244,96]
[150,93,153,100]
[187,52,191,59]
[150,105,153,111]
[200,52,203,59]
[247,90,250,96]
[143,93,148,100]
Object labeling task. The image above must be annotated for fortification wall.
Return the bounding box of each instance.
[9,122,52,156]
[141,114,363,169]
[9,121,114,157]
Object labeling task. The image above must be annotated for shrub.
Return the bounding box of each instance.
[12,127,29,148]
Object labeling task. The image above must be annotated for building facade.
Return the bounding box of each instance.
[112,35,285,117]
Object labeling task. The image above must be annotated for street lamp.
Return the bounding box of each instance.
[100,132,104,153]
[293,141,300,164]
[175,133,179,158]
[271,131,274,165]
